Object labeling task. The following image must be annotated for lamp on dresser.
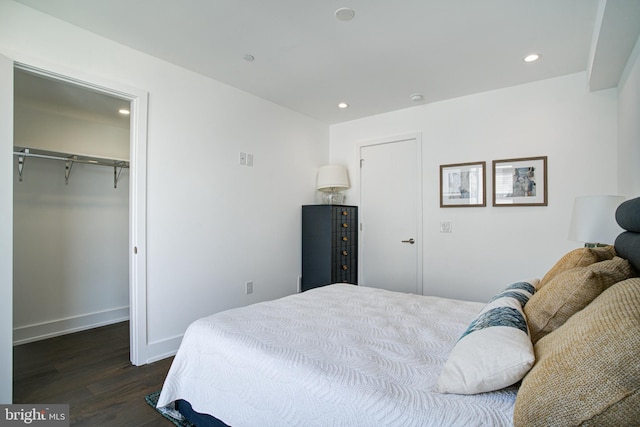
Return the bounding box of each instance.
[317,165,350,204]
[568,195,625,247]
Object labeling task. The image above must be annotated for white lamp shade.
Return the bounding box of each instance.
[568,195,625,245]
[317,165,350,191]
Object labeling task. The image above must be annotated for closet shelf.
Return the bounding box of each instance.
[13,146,129,188]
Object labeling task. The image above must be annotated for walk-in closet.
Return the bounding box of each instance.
[13,68,131,345]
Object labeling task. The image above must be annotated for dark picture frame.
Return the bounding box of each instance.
[440,161,486,207]
[492,156,547,207]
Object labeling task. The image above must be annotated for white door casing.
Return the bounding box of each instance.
[7,58,149,366]
[0,53,14,403]
[358,134,423,294]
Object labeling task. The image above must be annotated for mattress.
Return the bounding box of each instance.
[157,284,518,426]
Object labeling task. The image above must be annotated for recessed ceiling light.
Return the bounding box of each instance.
[118,109,130,115]
[243,54,255,62]
[409,93,424,102]
[335,8,355,21]
[524,53,541,62]
[338,102,349,109]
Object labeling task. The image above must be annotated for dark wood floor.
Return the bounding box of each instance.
[13,321,175,426]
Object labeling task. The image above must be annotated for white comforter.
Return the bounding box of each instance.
[157,284,517,426]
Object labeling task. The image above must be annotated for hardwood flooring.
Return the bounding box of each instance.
[13,321,175,426]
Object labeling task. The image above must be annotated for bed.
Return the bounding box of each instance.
[157,196,640,426]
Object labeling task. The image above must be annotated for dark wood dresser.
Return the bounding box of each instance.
[301,205,358,291]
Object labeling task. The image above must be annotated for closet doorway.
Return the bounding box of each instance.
[11,63,148,366]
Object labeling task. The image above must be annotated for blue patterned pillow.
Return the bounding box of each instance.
[437,279,538,395]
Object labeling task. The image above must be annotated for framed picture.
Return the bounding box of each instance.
[440,161,486,207]
[492,156,547,206]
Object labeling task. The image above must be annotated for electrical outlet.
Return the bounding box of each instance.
[247,153,254,166]
[246,281,253,294]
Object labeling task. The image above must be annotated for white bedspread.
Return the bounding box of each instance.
[157,284,517,426]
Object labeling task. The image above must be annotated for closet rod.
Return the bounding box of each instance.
[13,148,129,188]
[13,149,129,168]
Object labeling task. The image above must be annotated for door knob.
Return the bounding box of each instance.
[402,238,415,244]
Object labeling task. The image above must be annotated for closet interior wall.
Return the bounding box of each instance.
[13,70,130,344]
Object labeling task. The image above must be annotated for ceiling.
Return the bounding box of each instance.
[14,69,131,129]
[13,0,640,124]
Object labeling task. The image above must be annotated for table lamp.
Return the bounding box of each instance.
[317,165,350,204]
[568,195,625,247]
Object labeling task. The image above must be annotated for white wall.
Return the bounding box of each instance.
[330,73,619,302]
[0,0,328,370]
[13,96,130,343]
[618,35,640,197]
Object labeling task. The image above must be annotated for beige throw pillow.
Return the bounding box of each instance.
[538,246,616,289]
[525,256,632,343]
[514,278,640,426]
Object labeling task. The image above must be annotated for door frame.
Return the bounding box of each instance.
[1,53,14,403]
[9,57,149,366]
[356,133,424,294]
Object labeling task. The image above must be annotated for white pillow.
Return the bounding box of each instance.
[437,279,538,395]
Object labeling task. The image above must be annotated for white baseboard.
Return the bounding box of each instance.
[13,306,130,345]
[145,334,184,364]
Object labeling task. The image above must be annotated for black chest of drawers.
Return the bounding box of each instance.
[301,205,358,291]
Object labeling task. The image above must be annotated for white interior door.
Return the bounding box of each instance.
[359,135,422,294]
